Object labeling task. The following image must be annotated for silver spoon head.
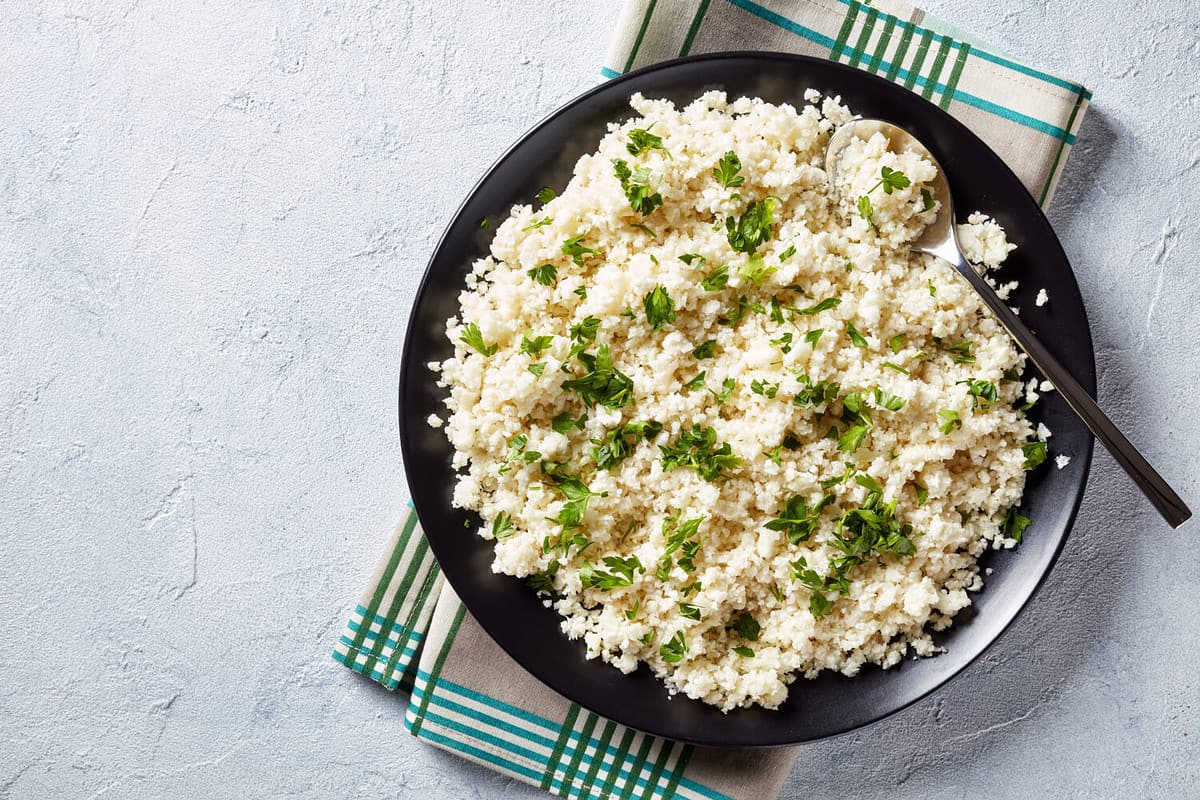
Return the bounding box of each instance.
[824,118,956,258]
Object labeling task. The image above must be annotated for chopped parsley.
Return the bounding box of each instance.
[888,333,907,353]
[779,245,796,261]
[535,186,556,204]
[561,235,599,266]
[643,285,676,330]
[709,377,736,404]
[527,560,559,594]
[684,372,706,390]
[868,165,911,195]
[717,295,764,326]
[1002,508,1032,542]
[700,263,730,291]
[846,321,869,348]
[733,646,755,658]
[942,340,976,364]
[660,424,742,481]
[551,411,588,434]
[793,374,839,408]
[1022,440,1048,470]
[574,285,588,300]
[770,331,793,354]
[491,512,514,540]
[738,253,776,285]
[680,253,706,267]
[788,296,841,316]
[521,216,553,231]
[725,197,779,253]
[569,316,601,344]
[750,379,779,398]
[692,340,717,359]
[592,419,662,470]
[460,322,498,356]
[857,194,875,229]
[881,361,909,375]
[928,279,937,297]
[920,187,935,211]
[527,263,557,286]
[560,345,633,409]
[612,159,663,215]
[520,331,554,356]
[733,613,761,641]
[679,602,703,620]
[804,328,825,344]
[528,362,546,376]
[937,409,963,434]
[712,151,745,188]
[765,492,834,544]
[873,388,906,411]
[912,483,929,506]
[579,555,643,590]
[660,631,687,663]
[958,378,998,410]
[626,126,667,157]
[838,392,873,453]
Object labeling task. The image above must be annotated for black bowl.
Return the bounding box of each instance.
[399,52,1094,746]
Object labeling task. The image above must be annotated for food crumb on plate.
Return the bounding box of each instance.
[1055,454,1071,469]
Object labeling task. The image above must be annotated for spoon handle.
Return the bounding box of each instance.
[949,253,1192,529]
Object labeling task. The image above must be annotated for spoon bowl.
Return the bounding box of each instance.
[825,119,1191,528]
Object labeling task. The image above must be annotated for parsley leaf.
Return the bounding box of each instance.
[643,285,676,330]
[522,216,552,231]
[733,646,755,658]
[569,316,601,344]
[528,362,546,377]
[561,235,599,266]
[713,151,745,188]
[527,560,560,595]
[804,328,825,345]
[627,126,667,157]
[788,296,842,316]
[873,388,906,411]
[912,483,929,506]
[958,378,998,410]
[942,340,976,364]
[579,555,644,590]
[733,613,761,641]
[520,331,554,356]
[725,197,779,253]
[660,631,687,663]
[793,374,839,408]
[738,253,776,285]
[560,344,634,409]
[491,512,514,540]
[660,424,742,481]
[613,158,663,215]
[779,245,796,261]
[1002,508,1032,542]
[765,492,834,544]
[857,194,875,229]
[920,187,935,211]
[692,340,717,359]
[869,166,911,195]
[527,263,557,286]
[1022,440,1048,470]
[700,263,729,291]
[770,332,793,354]
[709,377,736,404]
[846,322,869,348]
[888,333,907,353]
[937,409,963,434]
[460,322,498,356]
[684,372,706,390]
[551,411,588,434]
[750,379,779,398]
[592,419,662,470]
[535,187,556,204]
[680,253,707,267]
[679,601,702,620]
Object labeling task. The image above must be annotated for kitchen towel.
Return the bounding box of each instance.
[334,2,1091,798]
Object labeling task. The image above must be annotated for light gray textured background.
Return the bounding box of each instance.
[1,1,1197,797]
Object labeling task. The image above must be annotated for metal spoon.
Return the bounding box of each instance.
[825,119,1191,529]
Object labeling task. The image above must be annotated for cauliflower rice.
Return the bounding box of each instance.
[431,91,1044,711]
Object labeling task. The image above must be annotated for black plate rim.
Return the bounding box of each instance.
[397,51,1096,747]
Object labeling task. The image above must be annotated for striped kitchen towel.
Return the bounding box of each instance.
[606,0,1091,207]
[335,3,1091,798]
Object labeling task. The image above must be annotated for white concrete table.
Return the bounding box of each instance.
[1,1,1196,796]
